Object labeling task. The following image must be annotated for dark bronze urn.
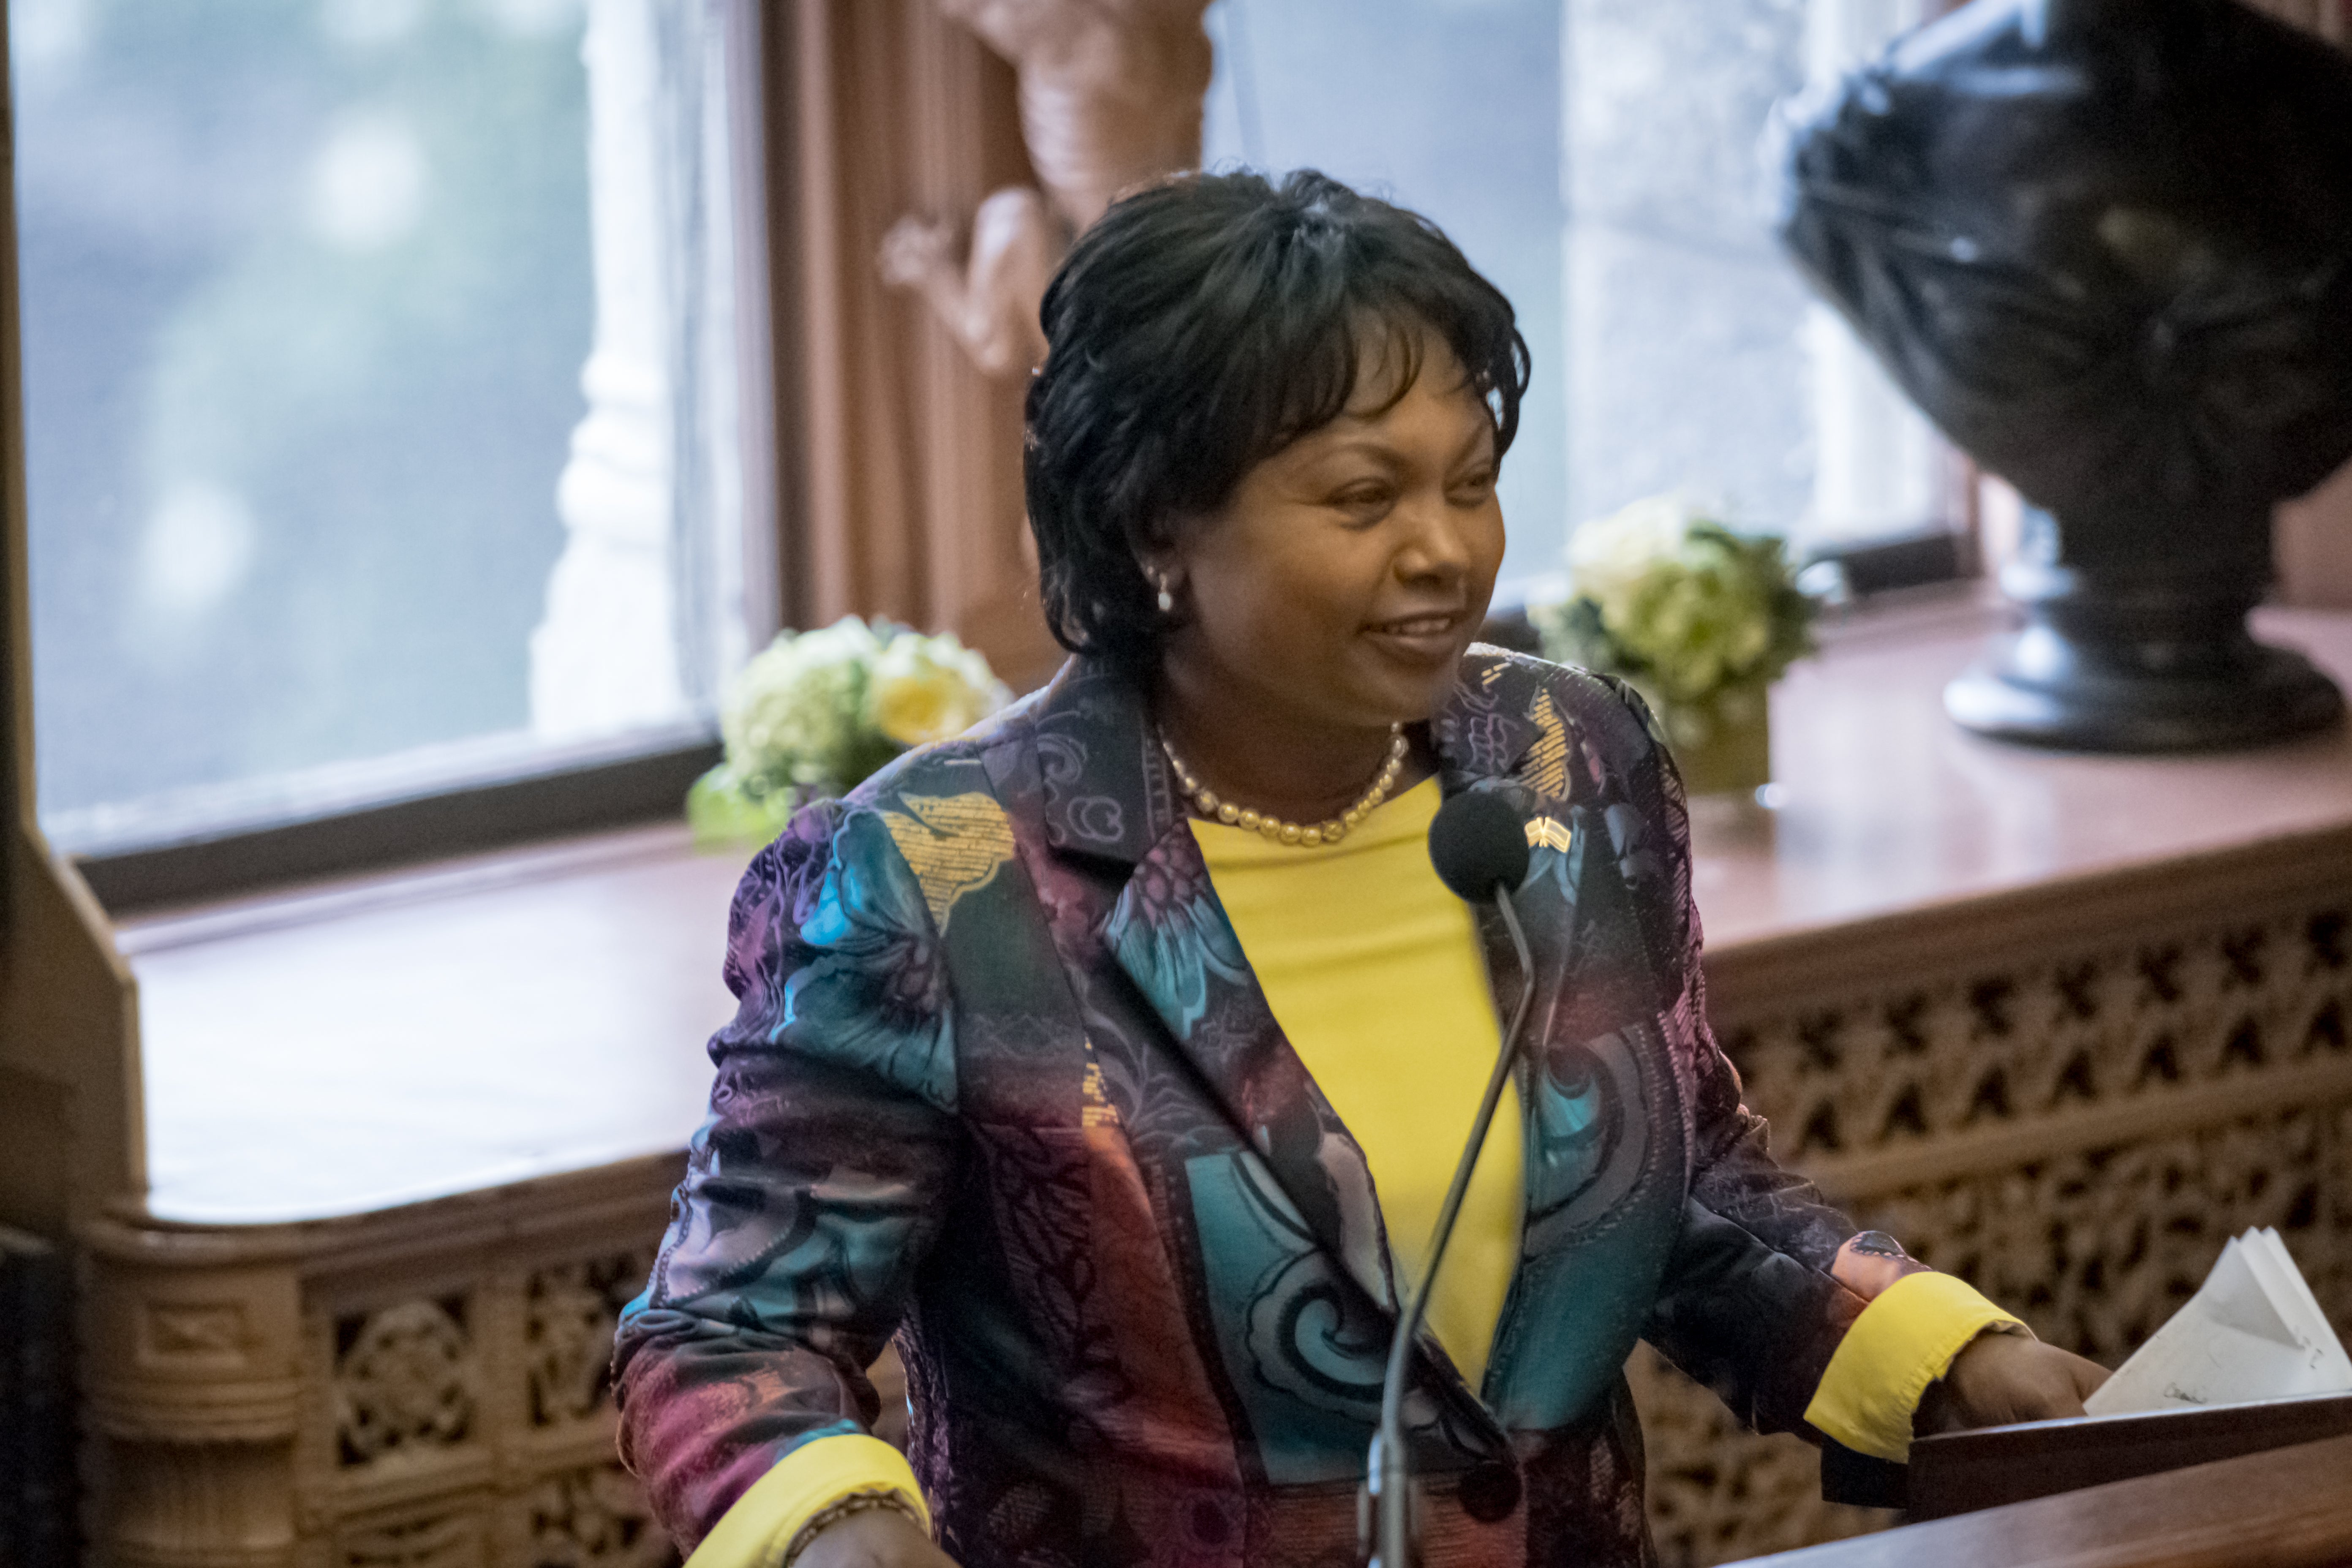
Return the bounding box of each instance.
[1776,0,2352,750]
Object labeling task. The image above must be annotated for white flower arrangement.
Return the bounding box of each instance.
[1533,494,1816,758]
[688,616,1012,844]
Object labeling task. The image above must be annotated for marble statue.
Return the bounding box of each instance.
[880,0,1214,377]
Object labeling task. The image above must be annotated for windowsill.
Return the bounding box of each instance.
[119,594,2352,1230]
[1693,596,2352,952]
[122,821,751,1227]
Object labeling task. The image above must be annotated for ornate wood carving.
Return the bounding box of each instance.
[1640,892,2352,1567]
[525,1465,678,1568]
[525,1252,655,1431]
[80,1160,683,1568]
[335,1297,478,1467]
[338,1510,486,1568]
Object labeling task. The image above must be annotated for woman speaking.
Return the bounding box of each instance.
[613,170,2105,1568]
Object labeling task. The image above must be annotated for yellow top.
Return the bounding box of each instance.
[1191,775,1523,1385]
[689,777,2023,1563]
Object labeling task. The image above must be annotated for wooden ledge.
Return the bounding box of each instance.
[1738,1429,2352,1568]
[84,1149,687,1271]
[119,823,745,1229]
[1693,604,2352,1017]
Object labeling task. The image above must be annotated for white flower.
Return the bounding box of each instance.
[721,616,882,788]
[713,617,1013,799]
[1566,493,1705,627]
[1548,492,1814,709]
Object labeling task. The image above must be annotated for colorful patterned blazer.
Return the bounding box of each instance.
[615,649,1900,1568]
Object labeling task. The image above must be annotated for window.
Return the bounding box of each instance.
[15,0,751,863]
[1203,0,1955,605]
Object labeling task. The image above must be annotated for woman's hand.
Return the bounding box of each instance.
[1914,1329,2112,1437]
[792,1508,962,1568]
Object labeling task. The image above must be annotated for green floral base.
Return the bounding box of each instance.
[686,763,806,849]
[1652,684,1772,798]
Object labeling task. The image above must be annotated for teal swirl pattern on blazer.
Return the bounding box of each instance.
[614,650,1907,1568]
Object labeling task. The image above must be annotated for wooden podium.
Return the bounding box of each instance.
[1907,1392,2352,1521]
[1737,1428,2352,1567]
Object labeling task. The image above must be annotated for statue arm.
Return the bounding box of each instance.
[931,0,1094,70]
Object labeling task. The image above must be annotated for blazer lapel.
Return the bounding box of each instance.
[1029,662,1400,1315]
[1433,646,1587,1093]
[1103,816,1400,1315]
[1043,652,1587,1436]
[1028,658,1182,865]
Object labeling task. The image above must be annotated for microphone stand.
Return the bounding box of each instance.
[1365,882,1537,1568]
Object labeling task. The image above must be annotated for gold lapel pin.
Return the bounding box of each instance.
[1524,816,1572,853]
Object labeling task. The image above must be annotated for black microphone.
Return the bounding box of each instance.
[1426,789,1532,904]
[1364,791,1540,1568]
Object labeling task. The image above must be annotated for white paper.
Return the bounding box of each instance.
[2085,1228,2352,1417]
[2252,1228,2352,1389]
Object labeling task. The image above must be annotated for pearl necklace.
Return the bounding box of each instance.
[1158,724,1408,847]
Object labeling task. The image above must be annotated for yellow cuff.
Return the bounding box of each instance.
[684,1434,930,1568]
[1804,1270,2025,1463]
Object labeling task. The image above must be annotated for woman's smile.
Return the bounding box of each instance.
[1364,607,1472,664]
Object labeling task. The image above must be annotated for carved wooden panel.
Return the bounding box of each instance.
[1630,1342,1884,1568]
[525,1252,652,1431]
[523,1463,678,1568]
[336,1296,479,1467]
[298,1241,675,1568]
[1641,897,2352,1567]
[338,1506,488,1568]
[1859,1107,2344,1356]
[139,1300,251,1369]
[1723,908,2349,1167]
[82,1156,683,1568]
[78,851,2352,1568]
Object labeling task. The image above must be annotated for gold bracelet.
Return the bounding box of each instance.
[779,1488,926,1568]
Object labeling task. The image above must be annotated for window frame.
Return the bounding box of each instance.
[71,734,723,916]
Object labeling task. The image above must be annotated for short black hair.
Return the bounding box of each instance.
[1024,169,1530,677]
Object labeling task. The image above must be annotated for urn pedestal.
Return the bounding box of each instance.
[1946,508,2346,750]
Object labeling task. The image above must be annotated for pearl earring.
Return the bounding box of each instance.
[1155,577,1175,613]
